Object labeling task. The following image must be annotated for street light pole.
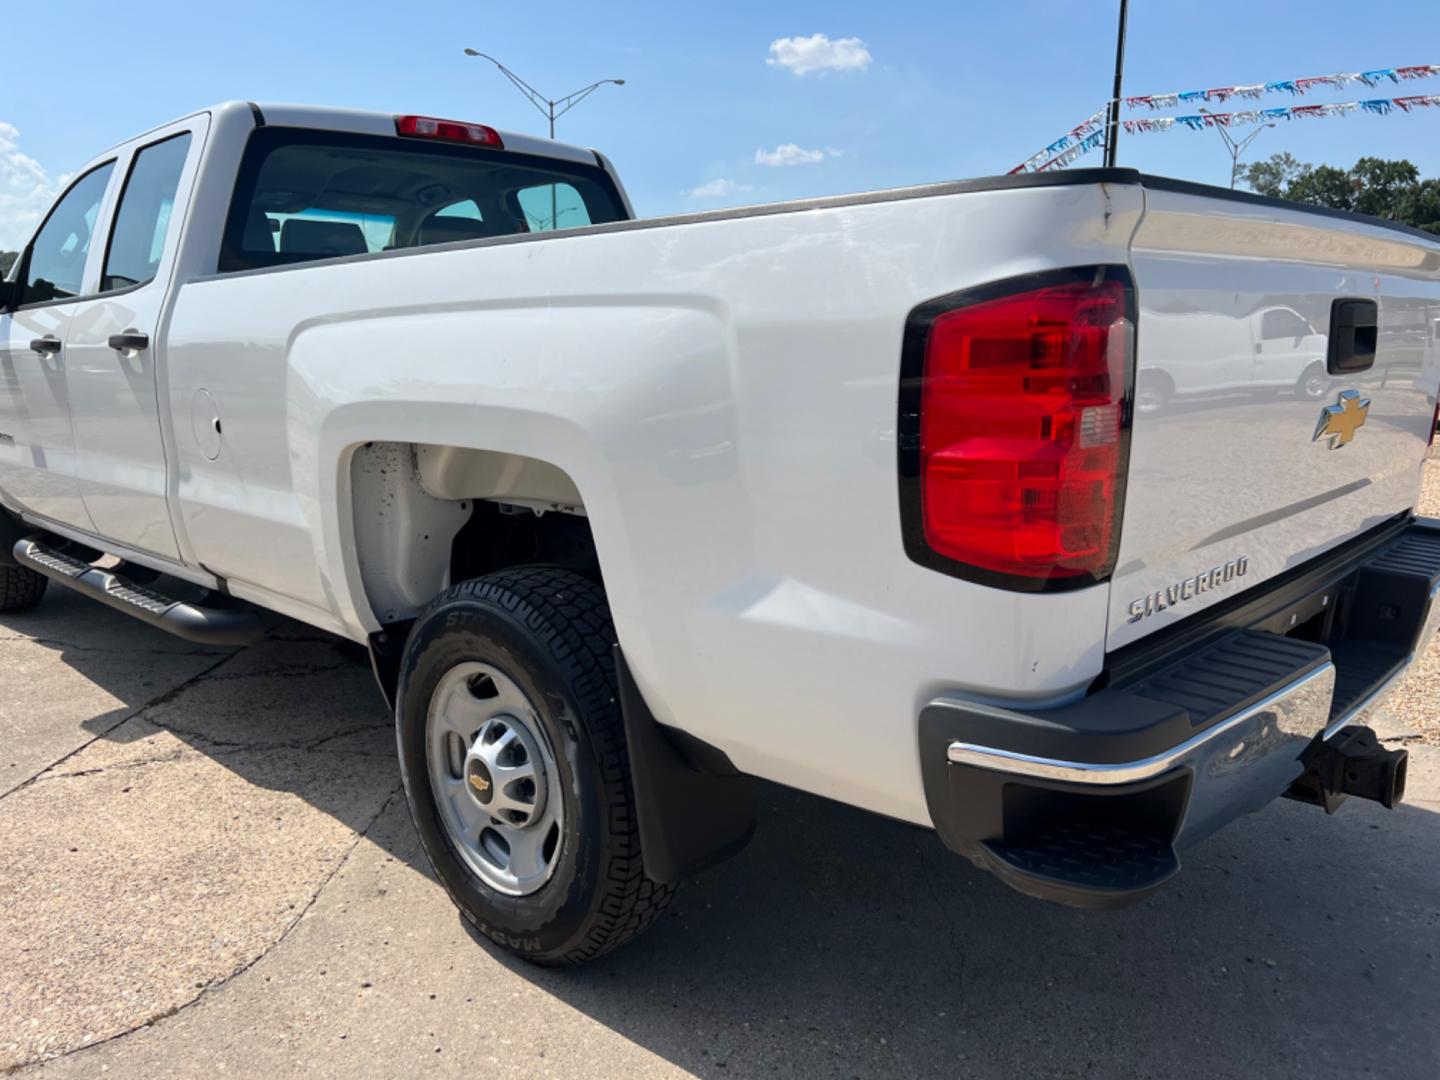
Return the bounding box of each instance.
[461,48,624,141]
[462,49,625,229]
[1199,108,1277,188]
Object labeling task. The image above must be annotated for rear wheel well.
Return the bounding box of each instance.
[449,500,600,586]
[348,442,600,632]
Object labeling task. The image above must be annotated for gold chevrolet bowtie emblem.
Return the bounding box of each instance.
[468,774,491,795]
[1313,389,1370,449]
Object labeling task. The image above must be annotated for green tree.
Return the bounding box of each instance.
[1349,157,1420,219]
[1240,153,1440,230]
[1285,164,1356,212]
[1394,177,1440,234]
[1239,152,1310,197]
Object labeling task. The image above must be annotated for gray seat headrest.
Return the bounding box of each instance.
[279,218,368,257]
[416,215,498,245]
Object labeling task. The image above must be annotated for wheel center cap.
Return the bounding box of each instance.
[464,758,494,805]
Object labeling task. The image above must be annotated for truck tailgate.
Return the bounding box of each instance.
[1108,183,1440,651]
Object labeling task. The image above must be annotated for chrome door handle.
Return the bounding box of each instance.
[29,335,61,356]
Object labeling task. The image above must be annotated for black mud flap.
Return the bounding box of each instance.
[615,647,757,885]
[0,509,25,566]
[367,622,414,712]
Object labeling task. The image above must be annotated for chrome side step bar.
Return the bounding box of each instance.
[12,538,264,646]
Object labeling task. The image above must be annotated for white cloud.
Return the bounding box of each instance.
[766,34,872,76]
[754,143,842,167]
[687,178,753,199]
[0,122,58,251]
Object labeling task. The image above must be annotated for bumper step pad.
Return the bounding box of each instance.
[12,538,264,646]
[1327,527,1440,723]
[980,824,1179,909]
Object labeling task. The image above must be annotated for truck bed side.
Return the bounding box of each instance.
[163,177,1144,825]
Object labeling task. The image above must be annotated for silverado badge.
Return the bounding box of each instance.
[1313,390,1370,449]
[1126,556,1250,623]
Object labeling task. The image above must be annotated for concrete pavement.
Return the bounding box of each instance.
[2,588,1439,1079]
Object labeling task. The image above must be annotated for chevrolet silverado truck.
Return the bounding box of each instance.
[2,102,1438,965]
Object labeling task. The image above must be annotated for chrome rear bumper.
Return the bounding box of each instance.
[918,516,1440,908]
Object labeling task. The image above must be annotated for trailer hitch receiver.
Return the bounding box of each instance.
[1286,724,1408,814]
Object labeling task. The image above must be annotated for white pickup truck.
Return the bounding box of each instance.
[3,102,1438,965]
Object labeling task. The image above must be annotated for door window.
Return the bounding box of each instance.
[102,133,192,292]
[1260,308,1313,341]
[20,163,115,305]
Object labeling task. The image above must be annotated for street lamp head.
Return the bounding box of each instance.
[613,79,626,86]
[463,47,479,56]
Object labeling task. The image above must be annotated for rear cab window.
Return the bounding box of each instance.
[218,127,627,273]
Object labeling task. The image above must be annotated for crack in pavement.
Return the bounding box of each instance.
[2,643,380,800]
[36,748,194,780]
[201,662,360,681]
[17,715,395,788]
[137,717,393,755]
[4,784,407,1075]
[0,636,231,657]
[22,738,391,784]
[0,650,242,803]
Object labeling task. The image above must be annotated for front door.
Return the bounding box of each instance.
[63,125,201,560]
[0,162,117,529]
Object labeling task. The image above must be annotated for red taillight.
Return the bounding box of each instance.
[395,114,504,148]
[901,270,1132,587]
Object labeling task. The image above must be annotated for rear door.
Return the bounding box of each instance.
[1110,186,1440,650]
[0,162,117,529]
[62,119,204,560]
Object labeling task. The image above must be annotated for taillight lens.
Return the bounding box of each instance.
[395,114,504,148]
[901,269,1133,587]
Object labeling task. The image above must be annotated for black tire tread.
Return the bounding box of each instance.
[0,564,47,613]
[418,567,674,965]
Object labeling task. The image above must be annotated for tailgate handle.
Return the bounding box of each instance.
[1328,299,1377,375]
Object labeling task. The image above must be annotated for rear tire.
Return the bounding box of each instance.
[395,567,673,966]
[0,565,47,613]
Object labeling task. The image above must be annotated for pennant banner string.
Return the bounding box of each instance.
[1013,93,1440,174]
[1125,64,1440,111]
[1123,94,1440,135]
[1010,105,1108,174]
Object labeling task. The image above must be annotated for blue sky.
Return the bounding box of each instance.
[3,0,1439,249]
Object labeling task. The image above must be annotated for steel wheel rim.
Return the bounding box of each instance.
[426,660,564,896]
